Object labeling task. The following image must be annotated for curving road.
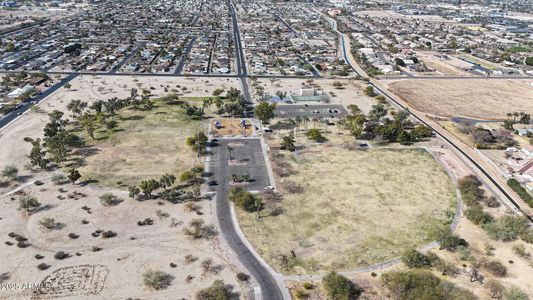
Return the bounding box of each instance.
[210,138,285,300]
[323,14,533,221]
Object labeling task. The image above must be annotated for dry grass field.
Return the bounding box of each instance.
[385,79,533,120]
[73,99,205,188]
[237,145,456,274]
[211,118,253,137]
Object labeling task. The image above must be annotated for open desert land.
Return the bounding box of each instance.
[0,75,248,299]
[416,51,478,77]
[0,181,245,300]
[236,134,457,274]
[253,78,377,114]
[69,75,240,103]
[353,10,453,22]
[0,75,240,189]
[383,79,533,120]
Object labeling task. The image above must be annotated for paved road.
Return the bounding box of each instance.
[229,0,247,77]
[210,138,284,300]
[110,43,144,74]
[275,104,348,118]
[0,73,78,129]
[174,36,197,75]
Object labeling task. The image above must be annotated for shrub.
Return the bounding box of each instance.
[180,170,196,182]
[465,205,493,225]
[19,195,41,213]
[507,179,533,208]
[228,187,261,213]
[236,272,250,282]
[485,196,500,208]
[484,260,507,277]
[433,228,466,251]
[68,233,79,239]
[458,175,484,206]
[54,251,69,260]
[402,249,431,268]
[51,174,66,185]
[483,215,529,242]
[101,230,117,238]
[39,217,57,230]
[196,280,237,299]
[142,270,174,290]
[503,286,528,300]
[183,219,217,239]
[306,128,326,142]
[37,263,50,270]
[303,282,314,290]
[295,289,310,299]
[322,272,363,300]
[1,165,18,180]
[381,269,476,300]
[485,279,503,299]
[99,193,121,206]
[512,244,531,259]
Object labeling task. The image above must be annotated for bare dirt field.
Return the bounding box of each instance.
[254,78,377,114]
[210,118,252,137]
[237,143,456,275]
[416,51,477,77]
[384,79,533,120]
[0,180,245,300]
[0,75,247,299]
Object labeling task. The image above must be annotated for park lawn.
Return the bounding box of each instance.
[236,146,456,274]
[72,99,205,188]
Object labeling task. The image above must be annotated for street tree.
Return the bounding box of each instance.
[255,102,276,124]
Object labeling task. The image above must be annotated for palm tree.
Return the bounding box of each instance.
[295,116,302,133]
[337,118,345,135]
[506,112,512,120]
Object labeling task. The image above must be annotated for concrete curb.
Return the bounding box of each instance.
[229,202,291,299]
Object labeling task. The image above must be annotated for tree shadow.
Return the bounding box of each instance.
[120,115,144,121]
[16,175,33,183]
[79,178,99,186]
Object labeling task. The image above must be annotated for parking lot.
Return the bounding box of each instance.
[208,138,271,192]
[275,104,349,118]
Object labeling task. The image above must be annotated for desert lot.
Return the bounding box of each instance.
[237,144,456,274]
[0,75,247,299]
[254,78,377,114]
[384,79,533,120]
